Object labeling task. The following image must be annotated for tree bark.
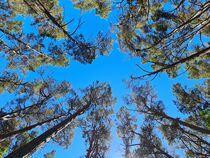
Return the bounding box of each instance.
[0,114,66,141]
[5,101,91,158]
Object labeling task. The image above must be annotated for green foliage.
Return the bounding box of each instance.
[116,0,210,79]
[117,107,137,157]
[1,80,115,157]
[202,25,210,36]
[44,150,56,158]
[0,72,22,94]
[0,140,10,158]
[0,0,112,73]
[5,21,23,33]
[200,110,210,130]
[81,101,113,157]
[72,0,111,18]
[173,80,210,130]
[118,81,210,157]
[0,0,209,158]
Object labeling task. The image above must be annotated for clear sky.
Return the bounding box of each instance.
[0,0,202,158]
[30,1,201,158]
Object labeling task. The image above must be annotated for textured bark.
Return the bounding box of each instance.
[5,102,91,158]
[0,114,65,141]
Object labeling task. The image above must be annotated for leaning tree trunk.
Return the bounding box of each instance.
[0,114,66,142]
[5,101,91,158]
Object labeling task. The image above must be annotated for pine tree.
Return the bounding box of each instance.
[116,0,210,79]
[81,96,114,158]
[117,82,210,157]
[72,0,112,19]
[4,82,114,158]
[0,0,113,73]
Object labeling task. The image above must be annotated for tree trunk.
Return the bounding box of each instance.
[0,114,66,142]
[5,102,91,158]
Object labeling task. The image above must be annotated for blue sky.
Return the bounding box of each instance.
[0,0,204,158]
[30,1,201,157]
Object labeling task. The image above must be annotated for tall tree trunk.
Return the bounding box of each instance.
[5,102,91,158]
[0,114,66,142]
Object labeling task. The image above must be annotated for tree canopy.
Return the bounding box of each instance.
[0,0,209,158]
